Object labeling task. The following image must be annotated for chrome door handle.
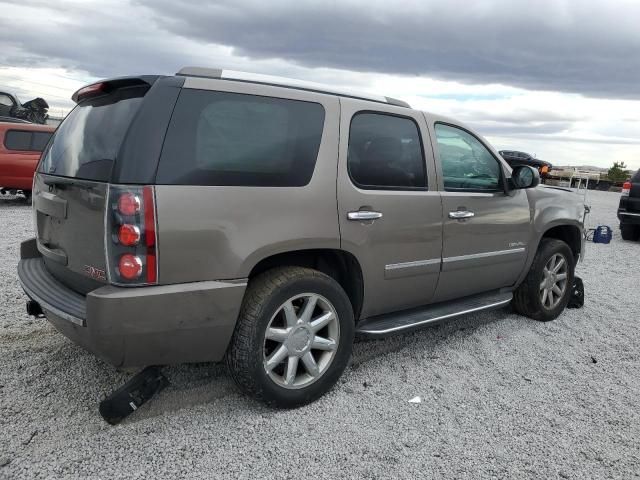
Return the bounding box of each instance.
[449,210,475,219]
[347,211,383,221]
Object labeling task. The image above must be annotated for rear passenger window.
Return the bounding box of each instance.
[347,112,426,190]
[156,90,325,186]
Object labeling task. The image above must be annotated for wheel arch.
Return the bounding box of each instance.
[515,221,583,288]
[248,249,364,321]
[540,223,583,263]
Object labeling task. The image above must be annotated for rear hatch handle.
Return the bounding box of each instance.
[36,240,68,266]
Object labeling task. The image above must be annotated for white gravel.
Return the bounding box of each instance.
[1,190,639,479]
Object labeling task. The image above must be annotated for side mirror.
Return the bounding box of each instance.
[510,165,540,189]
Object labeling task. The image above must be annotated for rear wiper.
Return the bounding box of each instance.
[42,176,78,189]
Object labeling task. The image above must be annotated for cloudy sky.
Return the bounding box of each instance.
[2,0,640,169]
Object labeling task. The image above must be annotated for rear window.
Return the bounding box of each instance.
[632,169,640,183]
[156,89,325,186]
[39,87,145,181]
[4,130,52,152]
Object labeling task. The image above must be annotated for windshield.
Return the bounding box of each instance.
[39,89,144,181]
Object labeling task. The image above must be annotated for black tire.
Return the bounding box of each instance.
[23,190,32,205]
[226,266,354,408]
[621,224,640,241]
[512,238,575,322]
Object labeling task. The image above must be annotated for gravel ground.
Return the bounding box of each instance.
[1,190,639,479]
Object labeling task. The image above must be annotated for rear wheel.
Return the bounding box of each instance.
[513,238,575,322]
[621,224,640,241]
[226,267,354,408]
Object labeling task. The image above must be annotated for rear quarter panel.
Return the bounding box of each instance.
[155,80,341,283]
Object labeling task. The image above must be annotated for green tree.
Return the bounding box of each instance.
[608,161,628,183]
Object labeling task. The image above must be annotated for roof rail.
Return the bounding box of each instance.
[176,67,411,108]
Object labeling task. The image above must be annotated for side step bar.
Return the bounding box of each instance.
[356,290,513,338]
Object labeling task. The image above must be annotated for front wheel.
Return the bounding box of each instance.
[512,239,575,322]
[226,267,354,408]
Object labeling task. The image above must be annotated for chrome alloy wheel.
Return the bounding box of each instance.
[539,253,569,309]
[263,293,340,389]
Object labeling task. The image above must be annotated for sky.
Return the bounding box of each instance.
[1,0,639,169]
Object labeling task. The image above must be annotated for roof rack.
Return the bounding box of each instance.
[176,67,411,109]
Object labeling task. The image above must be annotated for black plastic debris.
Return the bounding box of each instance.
[99,367,169,425]
[0,90,49,124]
[567,276,584,309]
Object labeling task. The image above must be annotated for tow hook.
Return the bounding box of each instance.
[99,367,170,425]
[26,300,44,318]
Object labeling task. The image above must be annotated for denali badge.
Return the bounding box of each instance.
[84,265,106,281]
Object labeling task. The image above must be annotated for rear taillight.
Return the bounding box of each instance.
[119,254,143,280]
[106,185,158,285]
[143,186,157,283]
[622,181,631,196]
[118,224,141,246]
[117,193,141,216]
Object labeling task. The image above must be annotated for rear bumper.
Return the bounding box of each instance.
[18,239,246,368]
[618,209,640,225]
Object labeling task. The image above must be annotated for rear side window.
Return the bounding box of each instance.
[4,130,52,152]
[39,87,145,181]
[0,94,13,106]
[156,90,325,187]
[347,112,426,190]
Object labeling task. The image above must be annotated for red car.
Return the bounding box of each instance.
[0,122,55,201]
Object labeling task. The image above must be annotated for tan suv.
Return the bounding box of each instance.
[18,67,587,407]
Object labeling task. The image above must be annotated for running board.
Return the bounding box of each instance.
[356,291,513,338]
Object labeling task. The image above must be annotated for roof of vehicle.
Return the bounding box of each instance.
[0,116,31,124]
[0,121,55,133]
[176,67,412,109]
[499,150,551,166]
[499,150,533,158]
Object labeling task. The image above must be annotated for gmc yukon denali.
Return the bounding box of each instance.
[17,68,587,407]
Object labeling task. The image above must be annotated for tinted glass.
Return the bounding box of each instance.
[39,87,145,181]
[348,113,426,189]
[156,89,325,186]
[31,131,53,151]
[434,123,501,191]
[0,94,13,106]
[632,169,640,183]
[4,130,32,151]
